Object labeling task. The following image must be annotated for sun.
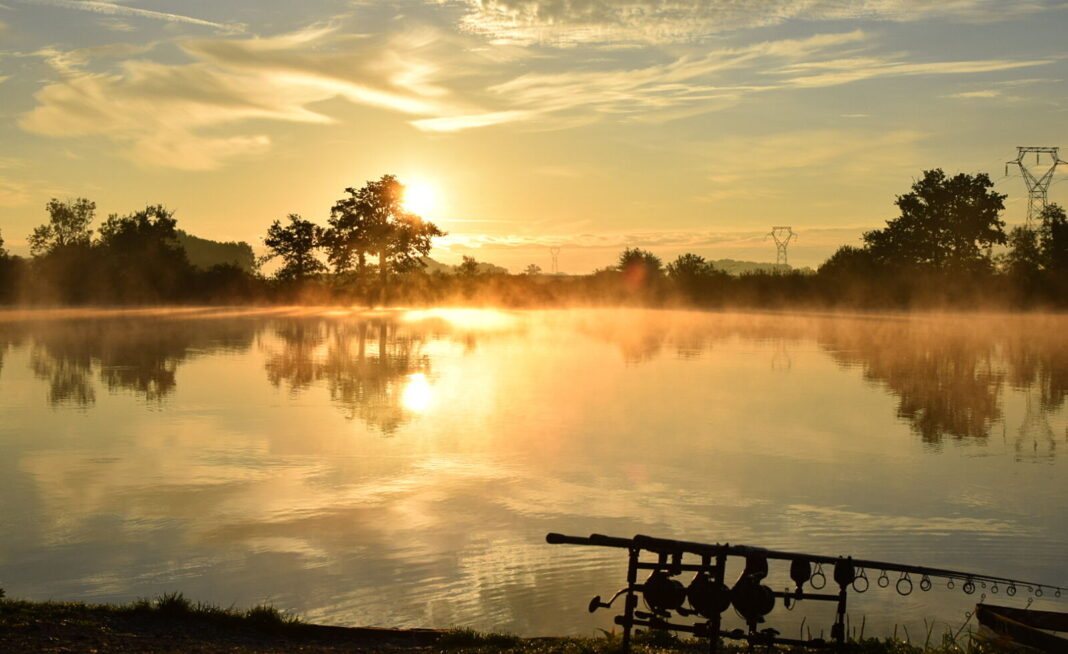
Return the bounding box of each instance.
[402,181,437,217]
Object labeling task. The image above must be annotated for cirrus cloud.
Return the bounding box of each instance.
[450,0,1052,46]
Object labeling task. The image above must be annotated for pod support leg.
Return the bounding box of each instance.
[621,547,639,654]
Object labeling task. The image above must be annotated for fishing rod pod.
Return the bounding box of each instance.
[545,532,1067,654]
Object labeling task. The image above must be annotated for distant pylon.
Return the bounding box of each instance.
[1006,146,1066,228]
[549,246,561,274]
[766,226,796,266]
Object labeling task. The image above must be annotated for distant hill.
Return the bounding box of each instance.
[419,256,509,275]
[710,259,813,276]
[176,231,256,272]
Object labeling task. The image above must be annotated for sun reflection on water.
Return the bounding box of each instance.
[402,373,433,412]
[402,308,516,330]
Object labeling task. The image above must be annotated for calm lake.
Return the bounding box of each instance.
[0,307,1066,636]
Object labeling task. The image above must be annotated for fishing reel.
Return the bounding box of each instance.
[731,552,775,624]
[686,571,732,619]
[641,570,687,615]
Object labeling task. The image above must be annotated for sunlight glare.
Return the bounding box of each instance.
[402,373,433,412]
[403,181,437,218]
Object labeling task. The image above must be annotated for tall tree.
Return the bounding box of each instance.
[818,245,877,277]
[1038,203,1068,272]
[618,247,662,275]
[29,198,96,256]
[863,169,1006,271]
[324,187,378,277]
[666,253,713,280]
[0,228,6,259]
[263,214,326,281]
[1004,226,1042,278]
[97,205,193,301]
[458,255,480,277]
[323,175,443,294]
[667,253,723,298]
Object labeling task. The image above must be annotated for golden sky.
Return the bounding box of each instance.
[0,0,1066,271]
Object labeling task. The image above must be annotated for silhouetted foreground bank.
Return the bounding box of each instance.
[0,594,1021,654]
[0,593,441,653]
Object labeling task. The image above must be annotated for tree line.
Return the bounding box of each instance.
[0,169,1066,308]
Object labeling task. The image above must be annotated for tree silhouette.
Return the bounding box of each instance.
[1039,203,1068,272]
[667,253,726,299]
[28,198,99,303]
[323,175,444,299]
[617,247,663,293]
[97,205,193,301]
[29,198,96,256]
[818,245,877,277]
[263,214,326,281]
[1004,226,1042,279]
[524,263,542,275]
[458,255,480,277]
[863,169,1006,271]
[618,247,662,274]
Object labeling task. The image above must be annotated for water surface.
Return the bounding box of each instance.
[0,308,1065,636]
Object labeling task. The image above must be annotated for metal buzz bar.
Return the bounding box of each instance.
[546,533,1067,653]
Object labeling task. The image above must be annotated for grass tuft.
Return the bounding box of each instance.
[244,603,301,629]
[154,591,193,616]
[439,627,522,648]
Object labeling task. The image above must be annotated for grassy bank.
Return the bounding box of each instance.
[0,591,1018,654]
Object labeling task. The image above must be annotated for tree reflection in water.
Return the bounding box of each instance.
[11,310,1068,449]
[817,316,1068,451]
[574,311,1068,447]
[23,318,255,406]
[817,319,1005,442]
[263,318,430,433]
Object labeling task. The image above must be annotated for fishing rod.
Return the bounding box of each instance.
[546,532,1066,654]
[547,533,1067,596]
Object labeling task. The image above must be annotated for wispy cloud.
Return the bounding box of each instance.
[412,109,535,132]
[19,24,483,169]
[0,175,29,206]
[446,31,1052,131]
[15,0,244,33]
[780,56,1054,87]
[947,89,1001,98]
[13,1,1063,169]
[450,0,1051,46]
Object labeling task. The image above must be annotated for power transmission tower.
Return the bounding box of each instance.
[549,247,561,274]
[766,226,796,266]
[1005,146,1066,228]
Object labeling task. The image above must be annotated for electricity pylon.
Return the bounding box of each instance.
[1006,146,1066,228]
[549,247,561,274]
[766,226,796,266]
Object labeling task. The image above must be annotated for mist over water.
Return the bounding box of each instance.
[0,308,1065,636]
